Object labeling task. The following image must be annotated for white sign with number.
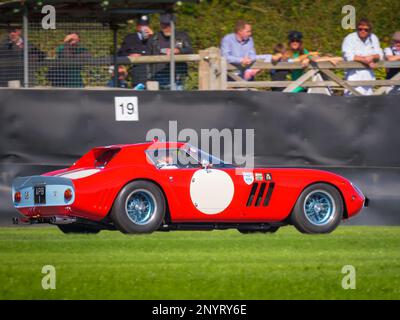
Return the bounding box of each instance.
[115,97,139,121]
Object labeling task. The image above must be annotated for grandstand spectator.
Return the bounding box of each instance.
[0,27,45,87]
[384,31,400,95]
[107,65,129,88]
[47,32,90,87]
[221,20,260,80]
[118,15,154,87]
[150,13,193,90]
[342,18,383,95]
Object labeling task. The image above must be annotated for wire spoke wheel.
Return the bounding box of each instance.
[125,189,157,225]
[303,190,335,226]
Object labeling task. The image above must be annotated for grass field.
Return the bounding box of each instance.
[0,226,399,300]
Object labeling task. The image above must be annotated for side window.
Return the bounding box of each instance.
[146,149,201,169]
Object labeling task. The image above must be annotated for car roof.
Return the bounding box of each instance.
[101,141,187,150]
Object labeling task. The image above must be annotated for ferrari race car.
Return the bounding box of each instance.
[12,141,367,234]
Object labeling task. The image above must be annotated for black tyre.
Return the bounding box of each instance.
[110,180,166,234]
[291,183,343,234]
[238,226,280,234]
[58,224,101,234]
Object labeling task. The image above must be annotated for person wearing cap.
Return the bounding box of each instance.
[383,31,400,94]
[118,15,154,87]
[150,13,193,89]
[286,31,315,92]
[342,18,383,96]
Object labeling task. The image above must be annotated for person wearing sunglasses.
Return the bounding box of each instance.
[383,31,400,95]
[342,18,383,95]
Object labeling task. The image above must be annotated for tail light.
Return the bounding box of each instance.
[64,189,73,201]
[14,191,21,203]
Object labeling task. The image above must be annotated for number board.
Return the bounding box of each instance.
[114,97,139,121]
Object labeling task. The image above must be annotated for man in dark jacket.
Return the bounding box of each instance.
[118,15,154,87]
[150,13,193,89]
[0,27,45,87]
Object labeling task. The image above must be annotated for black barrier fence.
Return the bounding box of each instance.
[0,89,399,225]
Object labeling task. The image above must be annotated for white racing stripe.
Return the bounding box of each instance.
[59,169,100,180]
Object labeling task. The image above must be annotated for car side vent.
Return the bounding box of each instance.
[246,183,258,207]
[255,182,267,207]
[263,182,275,206]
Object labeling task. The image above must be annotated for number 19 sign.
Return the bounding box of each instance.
[115,97,139,121]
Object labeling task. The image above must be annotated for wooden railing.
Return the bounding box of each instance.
[2,47,400,94]
[196,47,400,95]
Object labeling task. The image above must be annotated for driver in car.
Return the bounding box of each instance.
[157,155,178,169]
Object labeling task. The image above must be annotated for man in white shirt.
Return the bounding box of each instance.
[384,31,400,95]
[342,18,383,96]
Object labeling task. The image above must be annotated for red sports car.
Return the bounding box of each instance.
[12,141,367,234]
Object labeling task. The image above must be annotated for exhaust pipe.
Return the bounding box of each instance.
[50,216,77,225]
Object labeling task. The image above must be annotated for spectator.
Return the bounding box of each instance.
[150,13,193,90]
[286,31,314,92]
[107,65,129,88]
[342,18,383,96]
[384,31,400,95]
[47,32,90,87]
[118,15,154,87]
[221,20,260,80]
[0,27,45,87]
[270,43,290,91]
[0,27,24,86]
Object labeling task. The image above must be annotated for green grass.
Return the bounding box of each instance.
[0,226,399,300]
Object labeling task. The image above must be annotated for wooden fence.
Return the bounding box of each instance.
[126,47,400,95]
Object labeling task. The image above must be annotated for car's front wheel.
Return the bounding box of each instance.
[110,180,166,234]
[291,183,343,234]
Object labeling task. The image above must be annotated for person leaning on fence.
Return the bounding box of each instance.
[118,15,154,88]
[383,31,400,95]
[0,27,45,87]
[269,43,290,91]
[220,20,261,81]
[341,18,383,96]
[47,32,90,88]
[149,13,193,90]
[285,31,318,93]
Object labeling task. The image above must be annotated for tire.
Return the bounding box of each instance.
[58,224,101,234]
[110,180,166,234]
[291,183,343,234]
[238,226,280,234]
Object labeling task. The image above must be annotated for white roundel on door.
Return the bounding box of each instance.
[190,169,235,215]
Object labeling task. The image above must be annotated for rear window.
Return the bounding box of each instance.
[94,148,120,168]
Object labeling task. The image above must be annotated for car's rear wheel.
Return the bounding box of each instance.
[110,180,165,234]
[57,224,101,234]
[291,183,343,234]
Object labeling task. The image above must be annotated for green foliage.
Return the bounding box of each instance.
[1,0,399,87]
[176,0,400,55]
